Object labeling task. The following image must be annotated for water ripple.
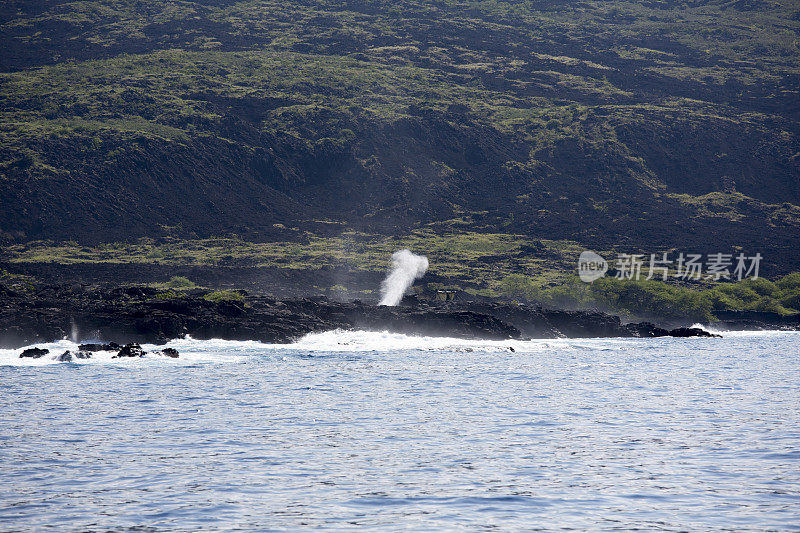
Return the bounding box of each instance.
[0,331,799,530]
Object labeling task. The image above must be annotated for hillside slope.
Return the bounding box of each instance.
[1,0,799,271]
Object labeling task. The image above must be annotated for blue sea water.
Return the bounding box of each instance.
[1,330,799,531]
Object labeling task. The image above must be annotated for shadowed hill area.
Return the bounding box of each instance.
[1,0,799,272]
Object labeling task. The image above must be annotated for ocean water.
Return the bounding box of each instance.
[1,330,799,531]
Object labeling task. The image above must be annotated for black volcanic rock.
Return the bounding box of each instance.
[19,347,49,358]
[541,309,630,338]
[55,350,93,361]
[457,302,561,338]
[0,284,19,298]
[79,342,120,352]
[358,307,521,340]
[669,327,721,338]
[626,322,670,338]
[0,283,734,349]
[161,348,179,358]
[115,343,145,358]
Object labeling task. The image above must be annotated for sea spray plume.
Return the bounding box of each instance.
[379,249,429,306]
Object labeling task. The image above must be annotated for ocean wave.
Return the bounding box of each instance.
[2,329,797,366]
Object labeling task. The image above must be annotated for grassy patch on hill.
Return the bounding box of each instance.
[2,231,590,290]
[1,0,798,278]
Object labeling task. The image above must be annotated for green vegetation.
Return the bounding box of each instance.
[160,276,197,290]
[500,272,800,321]
[5,233,799,320]
[126,277,246,303]
[1,231,593,291]
[1,0,798,263]
[0,0,798,296]
[0,268,36,293]
[148,289,183,301]
[203,290,246,303]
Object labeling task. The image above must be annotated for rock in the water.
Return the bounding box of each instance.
[20,347,49,358]
[626,322,670,337]
[75,350,92,359]
[669,327,721,338]
[161,347,179,358]
[78,342,120,352]
[115,343,145,357]
[56,350,73,361]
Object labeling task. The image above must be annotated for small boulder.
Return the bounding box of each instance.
[114,343,145,358]
[161,348,179,358]
[57,350,91,361]
[669,327,721,338]
[20,347,49,358]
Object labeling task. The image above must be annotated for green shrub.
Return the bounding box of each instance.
[738,278,778,297]
[704,277,792,314]
[590,278,714,322]
[537,280,592,309]
[779,290,800,311]
[705,283,761,310]
[163,276,196,289]
[203,289,244,302]
[151,289,180,300]
[777,272,800,292]
[498,273,535,300]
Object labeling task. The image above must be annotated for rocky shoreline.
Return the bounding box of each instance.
[0,283,742,352]
[19,342,180,361]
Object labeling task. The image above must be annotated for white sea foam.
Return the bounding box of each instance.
[1,329,796,366]
[284,329,537,353]
[689,323,715,330]
[0,331,539,365]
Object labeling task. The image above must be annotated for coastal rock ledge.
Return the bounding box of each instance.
[0,284,727,350]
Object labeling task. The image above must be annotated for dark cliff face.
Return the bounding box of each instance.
[0,0,798,270]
